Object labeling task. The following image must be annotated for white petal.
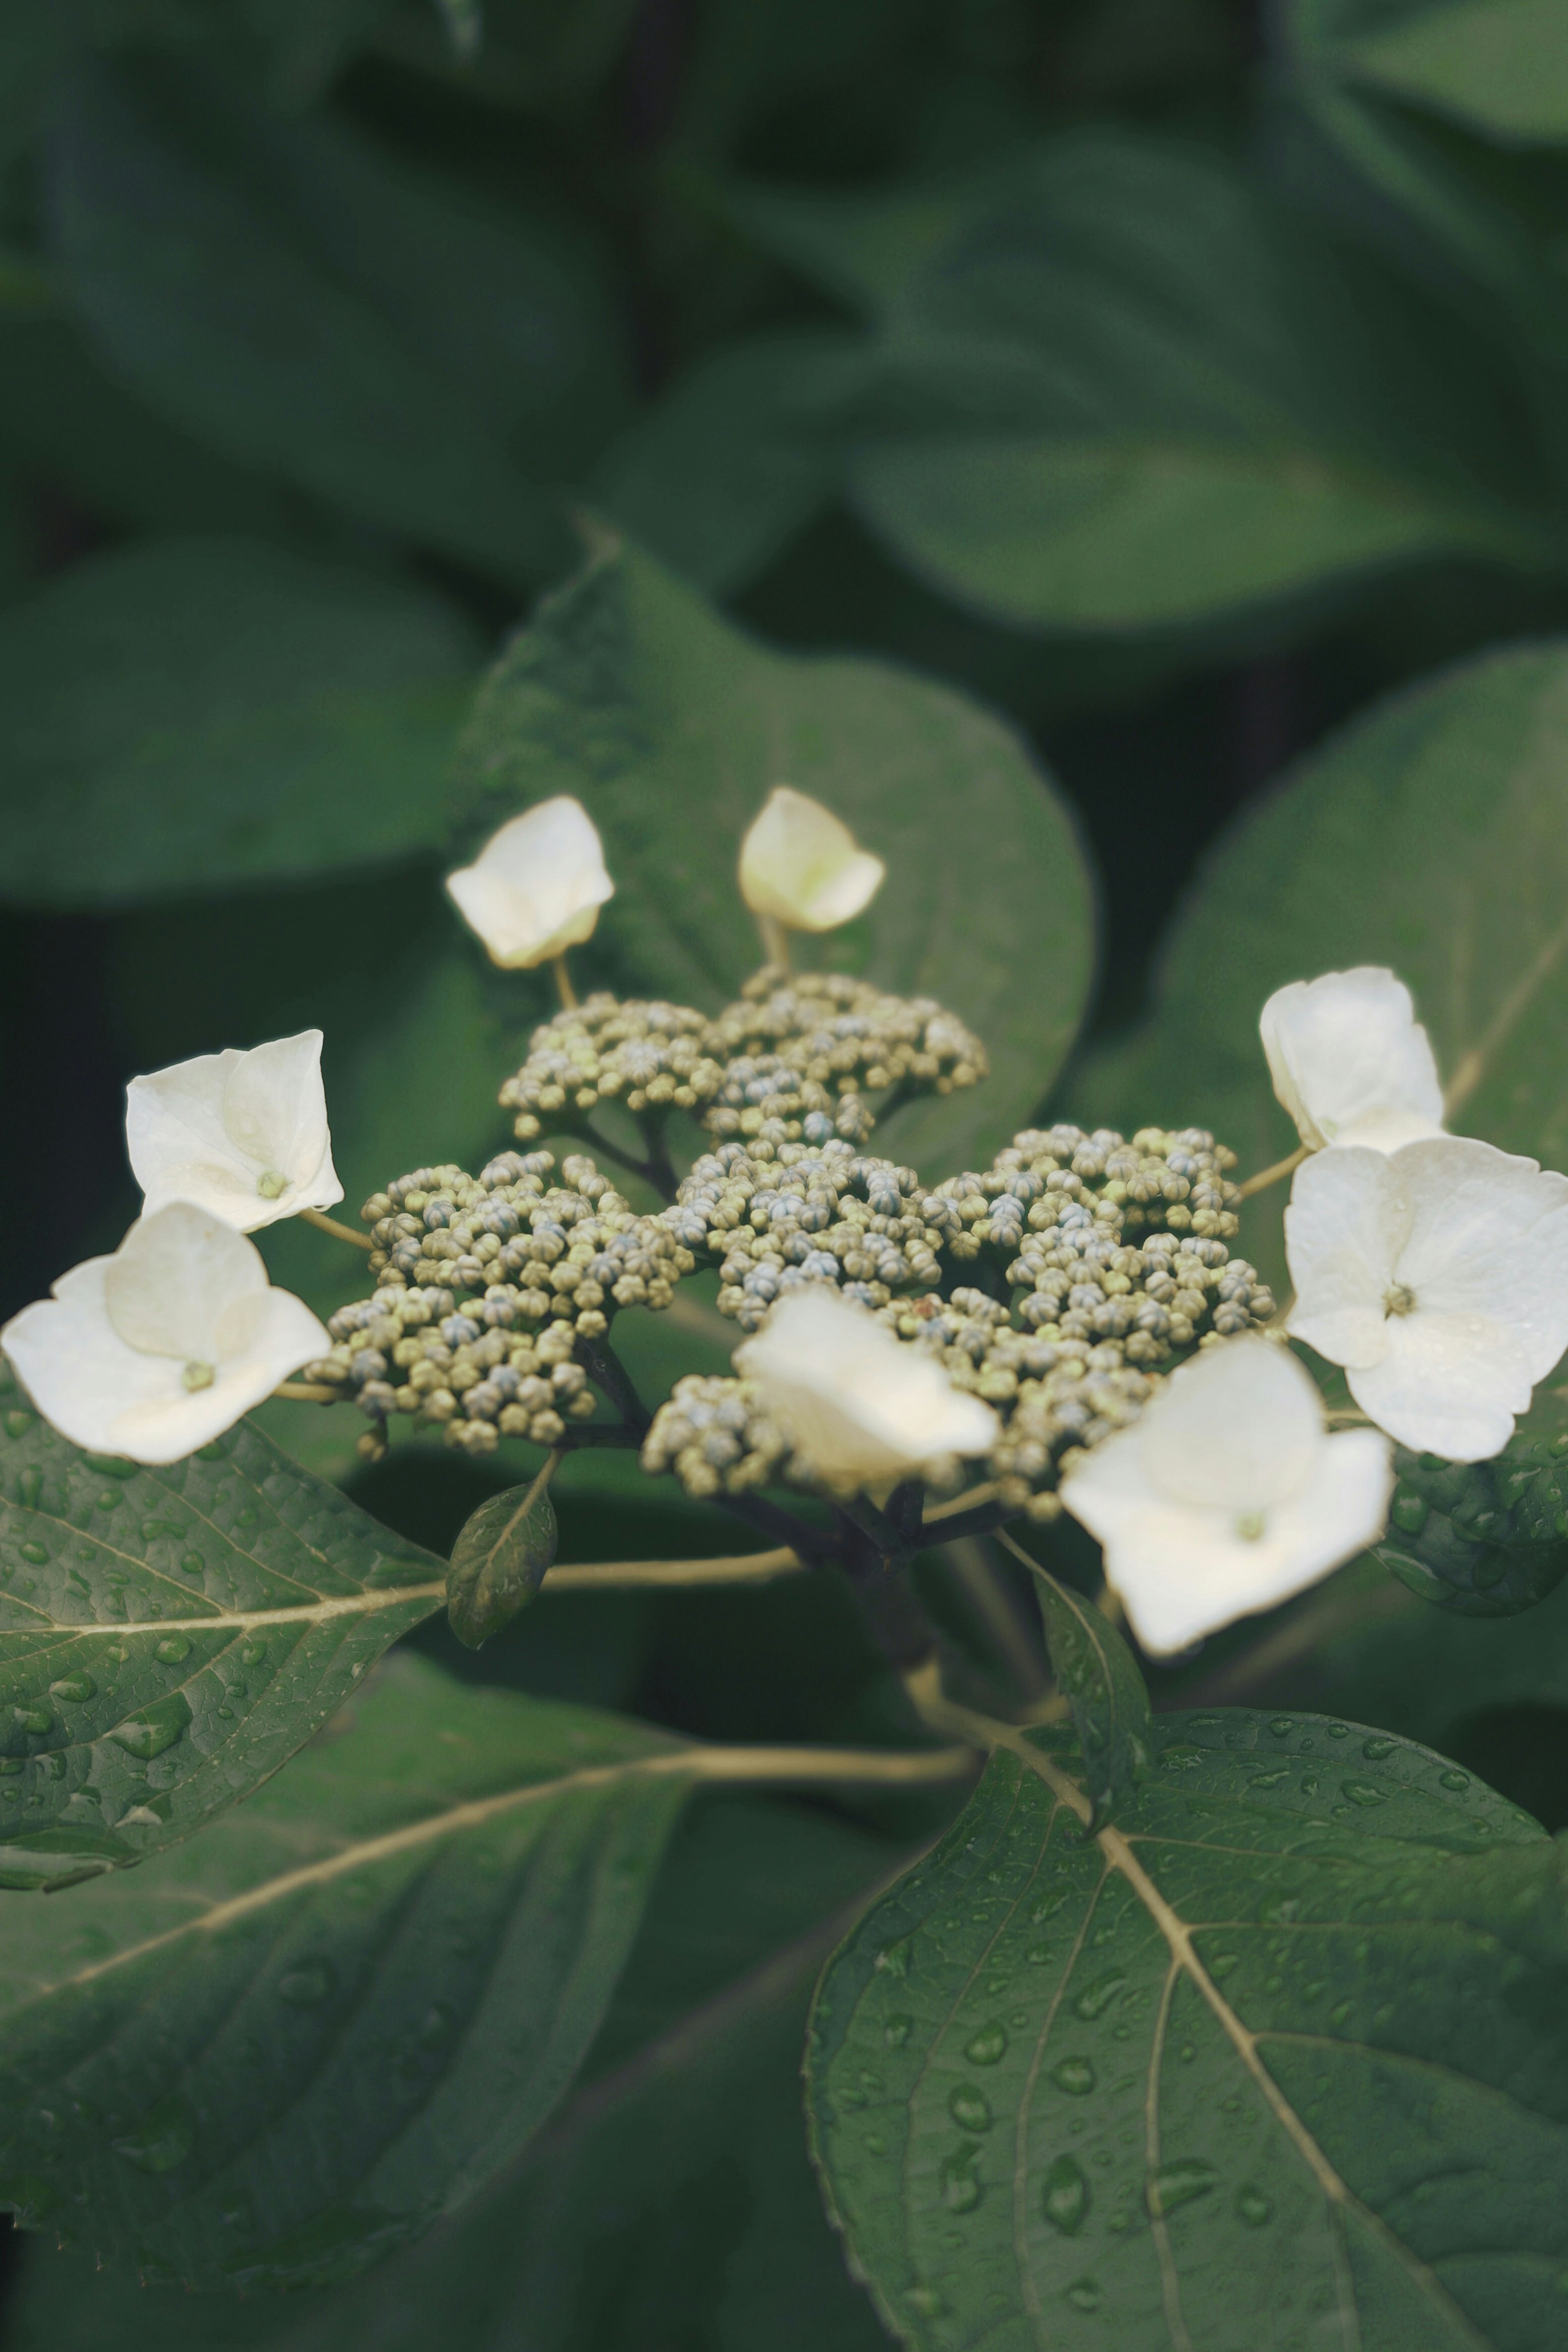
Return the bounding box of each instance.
[738,788,886,933]
[2,1261,176,1457]
[127,1034,342,1231]
[735,1289,996,1488]
[1065,1423,1392,1654]
[1388,1136,1568,1383]
[109,1288,329,1463]
[1285,1147,1407,1370]
[446,797,614,969]
[102,1205,269,1362]
[1138,1336,1323,1514]
[1348,1312,1531,1463]
[1259,969,1443,1153]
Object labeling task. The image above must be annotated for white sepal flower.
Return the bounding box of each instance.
[1,1205,330,1466]
[735,1288,997,1490]
[126,1030,342,1233]
[1260,968,1444,1153]
[445,796,614,969]
[1061,1338,1392,1655]
[1286,1136,1568,1462]
[738,788,885,934]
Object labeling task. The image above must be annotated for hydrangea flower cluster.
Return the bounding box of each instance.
[499,970,987,1155]
[305,1149,695,1457]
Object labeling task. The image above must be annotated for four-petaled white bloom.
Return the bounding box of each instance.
[1261,968,1444,1154]
[738,787,885,934]
[445,796,614,969]
[1061,1337,1392,1655]
[1286,1136,1568,1462]
[735,1289,998,1490]
[1,1205,330,1466]
[126,1030,342,1233]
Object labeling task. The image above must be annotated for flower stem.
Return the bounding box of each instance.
[757,914,791,970]
[271,1380,342,1403]
[1236,1143,1309,1200]
[298,1207,373,1250]
[575,1332,651,1438]
[543,1545,804,1591]
[552,953,579,1011]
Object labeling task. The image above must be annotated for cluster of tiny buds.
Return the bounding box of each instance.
[639,1371,981,1502]
[497,969,987,1153]
[669,1140,940,1330]
[299,1149,695,1457]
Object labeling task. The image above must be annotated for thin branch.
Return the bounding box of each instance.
[298,1207,373,1250]
[916,1497,1022,1546]
[923,1479,1003,1526]
[552,952,579,1011]
[686,1739,976,1790]
[1236,1143,1309,1201]
[575,1332,652,1438]
[543,1546,805,1592]
[559,1424,644,1450]
[271,1380,342,1403]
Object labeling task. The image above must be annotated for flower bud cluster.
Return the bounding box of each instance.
[668,1139,944,1331]
[301,1149,695,1457]
[497,971,987,1154]
[702,968,986,1147]
[499,998,726,1141]
[639,1373,803,1500]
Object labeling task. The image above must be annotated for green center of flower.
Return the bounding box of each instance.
[1234,1510,1267,1542]
[256,1169,288,1200]
[1384,1282,1417,1317]
[182,1361,216,1392]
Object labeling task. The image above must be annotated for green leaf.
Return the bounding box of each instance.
[1075,640,1568,1285]
[590,329,869,594]
[7,1791,900,2349]
[807,1706,1558,2352]
[847,131,1549,635]
[447,1471,559,1648]
[449,529,1094,1173]
[1329,0,1568,147]
[0,537,482,908]
[0,1380,443,1884]
[46,58,620,581]
[0,1651,692,2284]
[999,1528,1153,1827]
[1376,1432,1568,1615]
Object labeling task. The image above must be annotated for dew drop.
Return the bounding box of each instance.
[17,1468,42,1509]
[154,1635,192,1666]
[965,2023,1007,2065]
[875,1936,912,1979]
[49,1673,96,1704]
[111,2096,194,2174]
[181,1552,205,1579]
[1267,1717,1294,1737]
[1328,2000,1352,2026]
[1439,1769,1471,1792]
[1361,1737,1397,1760]
[1236,2184,1273,2226]
[884,2013,913,2048]
[1026,1942,1052,1964]
[1149,2158,1218,2216]
[1340,1780,1388,1807]
[1074,1970,1126,2021]
[5,1410,36,1440]
[13,1707,51,1736]
[905,2287,945,2318]
[1065,2278,1102,2313]
[106,1692,192,1760]
[947,2086,993,2132]
[1042,2155,1089,2234]
[942,2144,982,2213]
[278,1962,334,2008]
[1207,1953,1239,1980]
[240,1642,267,1669]
[1327,1723,1350,1740]
[19,1543,46,1566]
[1051,2058,1096,2096]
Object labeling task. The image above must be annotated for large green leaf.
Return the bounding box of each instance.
[1074,640,1568,1287]
[0,537,482,908]
[0,1377,443,1885]
[1311,0,1568,147]
[46,58,622,580]
[7,1791,900,2349]
[0,1652,693,2283]
[449,530,1094,1173]
[847,131,1551,635]
[808,1706,1562,2351]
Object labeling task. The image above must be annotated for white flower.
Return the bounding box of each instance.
[445,796,613,969]
[738,788,885,933]
[1061,1338,1391,1655]
[1286,1136,1568,1462]
[735,1289,998,1490]
[125,1030,342,1234]
[1260,968,1444,1153]
[1,1205,330,1466]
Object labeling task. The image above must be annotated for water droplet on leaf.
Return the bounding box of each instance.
[948,2086,993,2132]
[1051,2058,1096,2096]
[112,2097,194,2174]
[49,1673,95,1703]
[1236,2184,1273,2226]
[154,1636,192,1666]
[278,1962,334,2008]
[965,2023,1007,2065]
[1042,2155,1089,2234]
[1149,2158,1218,2215]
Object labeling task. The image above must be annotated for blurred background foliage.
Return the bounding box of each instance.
[5,0,1568,2340]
